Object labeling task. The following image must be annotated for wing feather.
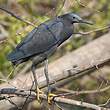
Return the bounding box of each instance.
[8,20,63,61]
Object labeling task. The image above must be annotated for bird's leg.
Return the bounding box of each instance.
[44,59,50,95]
[44,59,56,104]
[31,64,42,101]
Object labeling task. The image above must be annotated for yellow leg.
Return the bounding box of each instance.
[48,93,57,104]
[44,59,57,104]
[31,64,43,101]
[36,86,44,101]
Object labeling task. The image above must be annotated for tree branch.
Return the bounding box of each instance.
[0,88,109,110]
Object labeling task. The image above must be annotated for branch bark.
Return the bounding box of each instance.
[0,88,109,110]
[0,32,110,109]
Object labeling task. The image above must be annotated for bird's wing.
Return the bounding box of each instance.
[8,21,63,61]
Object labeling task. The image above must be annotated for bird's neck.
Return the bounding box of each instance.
[58,19,74,46]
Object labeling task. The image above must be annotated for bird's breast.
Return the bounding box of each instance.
[58,27,73,46]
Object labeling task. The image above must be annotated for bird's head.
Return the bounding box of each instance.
[60,12,93,25]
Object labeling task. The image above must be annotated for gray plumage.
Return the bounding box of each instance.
[7,12,92,65]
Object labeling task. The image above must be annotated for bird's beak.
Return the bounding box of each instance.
[79,20,93,25]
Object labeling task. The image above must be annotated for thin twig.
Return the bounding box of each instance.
[56,0,66,16]
[99,98,110,107]
[55,85,110,95]
[75,0,102,13]
[74,25,110,36]
[6,97,20,109]
[0,96,14,100]
[0,7,35,27]
[21,80,34,110]
[55,102,64,110]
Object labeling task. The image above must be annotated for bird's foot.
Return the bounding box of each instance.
[46,85,57,104]
[36,86,43,102]
[47,93,57,104]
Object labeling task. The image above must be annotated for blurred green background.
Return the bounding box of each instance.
[0,0,110,110]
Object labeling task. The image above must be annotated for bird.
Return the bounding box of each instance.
[7,12,92,103]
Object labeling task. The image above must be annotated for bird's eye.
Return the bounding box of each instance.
[73,17,75,19]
